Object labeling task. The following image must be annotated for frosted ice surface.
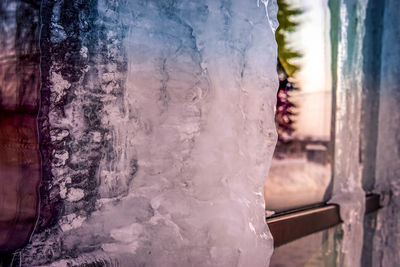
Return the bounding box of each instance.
[328,0,368,266]
[22,0,278,266]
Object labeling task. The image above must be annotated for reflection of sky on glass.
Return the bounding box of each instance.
[265,0,332,213]
[286,0,331,139]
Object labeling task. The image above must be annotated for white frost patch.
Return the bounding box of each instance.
[50,129,70,142]
[257,0,279,33]
[51,71,71,103]
[265,210,275,217]
[239,197,251,207]
[53,150,69,167]
[92,131,102,143]
[59,177,72,199]
[102,72,121,83]
[80,46,88,58]
[107,30,117,39]
[50,24,67,43]
[102,224,143,254]
[67,188,85,202]
[60,182,67,199]
[249,222,256,234]
[110,223,143,243]
[260,232,270,240]
[59,214,86,232]
[253,191,263,196]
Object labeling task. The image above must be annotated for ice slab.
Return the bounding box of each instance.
[21,1,279,266]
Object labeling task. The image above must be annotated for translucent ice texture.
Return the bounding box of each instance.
[329,0,400,266]
[329,0,368,266]
[21,0,278,266]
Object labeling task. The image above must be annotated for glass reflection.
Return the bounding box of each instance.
[270,225,342,266]
[265,0,332,214]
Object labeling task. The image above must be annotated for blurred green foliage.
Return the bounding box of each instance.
[276,0,302,77]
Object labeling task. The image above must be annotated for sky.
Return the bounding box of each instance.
[285,0,332,139]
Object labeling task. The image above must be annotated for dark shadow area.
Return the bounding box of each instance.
[360,0,385,266]
[0,0,41,260]
[359,0,385,193]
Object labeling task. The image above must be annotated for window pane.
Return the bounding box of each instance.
[265,0,332,214]
[270,225,342,267]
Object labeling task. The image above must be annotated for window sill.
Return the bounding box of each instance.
[267,194,381,247]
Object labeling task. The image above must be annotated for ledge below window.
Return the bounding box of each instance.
[267,193,381,247]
